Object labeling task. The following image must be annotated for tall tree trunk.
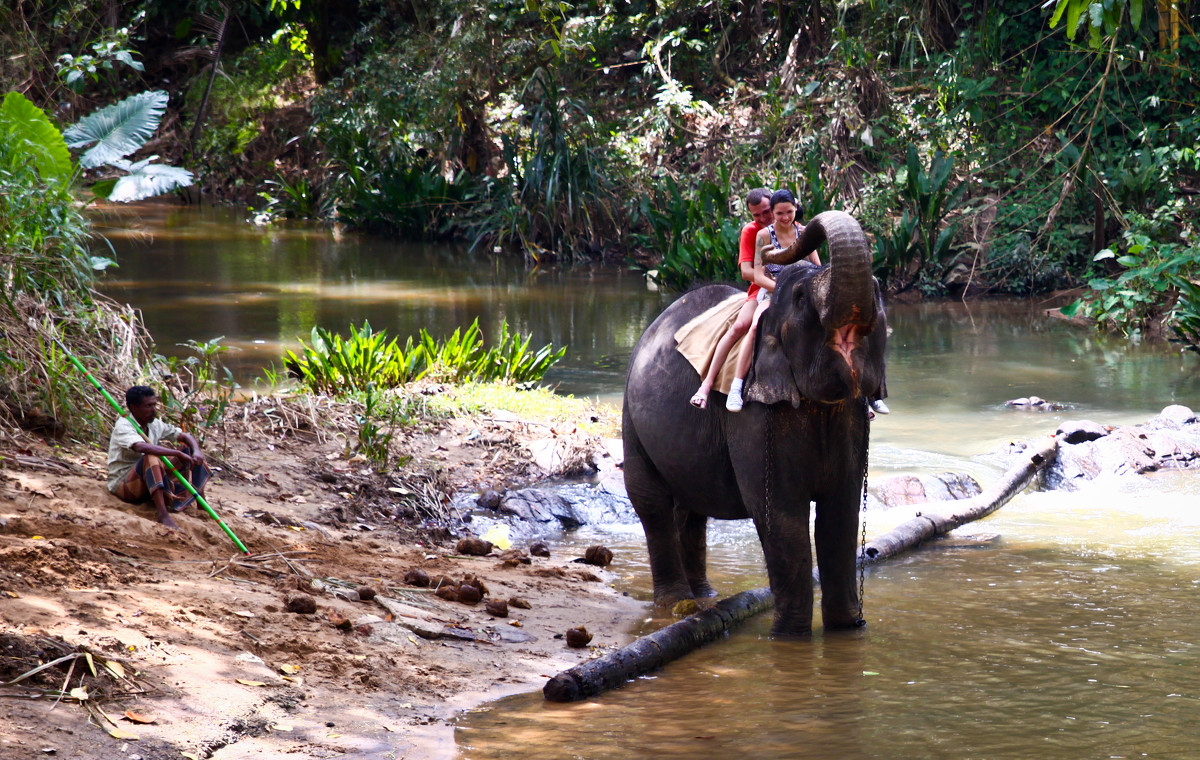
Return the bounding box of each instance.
[189,4,231,150]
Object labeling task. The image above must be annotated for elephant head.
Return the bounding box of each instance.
[747,210,886,407]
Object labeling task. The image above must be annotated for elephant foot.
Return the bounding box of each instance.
[769,611,814,638]
[824,616,867,632]
[653,582,696,608]
[689,581,719,599]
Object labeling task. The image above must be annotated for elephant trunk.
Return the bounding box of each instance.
[807,211,876,332]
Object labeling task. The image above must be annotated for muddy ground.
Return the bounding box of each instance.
[0,389,646,759]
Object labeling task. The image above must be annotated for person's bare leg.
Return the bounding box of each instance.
[691,300,756,409]
[727,300,770,412]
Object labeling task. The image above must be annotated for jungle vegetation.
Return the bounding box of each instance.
[1,0,1198,357]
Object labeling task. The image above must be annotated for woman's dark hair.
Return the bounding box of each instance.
[770,188,798,209]
[125,385,156,409]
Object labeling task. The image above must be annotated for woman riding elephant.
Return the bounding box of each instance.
[623,210,887,636]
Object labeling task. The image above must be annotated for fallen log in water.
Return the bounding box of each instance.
[858,435,1059,565]
[543,587,773,702]
[543,435,1059,702]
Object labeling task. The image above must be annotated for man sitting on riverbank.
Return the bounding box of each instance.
[107,386,211,530]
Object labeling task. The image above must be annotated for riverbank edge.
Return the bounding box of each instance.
[0,382,655,760]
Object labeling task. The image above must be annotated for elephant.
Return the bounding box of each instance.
[622,210,887,637]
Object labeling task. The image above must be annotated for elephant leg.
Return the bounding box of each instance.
[675,507,717,598]
[624,441,694,605]
[754,507,816,637]
[814,484,866,630]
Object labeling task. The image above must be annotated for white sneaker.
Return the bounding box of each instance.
[871,399,890,414]
[726,388,744,412]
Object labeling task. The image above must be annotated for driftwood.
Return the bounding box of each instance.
[543,588,772,702]
[859,436,1059,565]
[543,436,1059,702]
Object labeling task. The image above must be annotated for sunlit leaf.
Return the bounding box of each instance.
[64,90,168,169]
[123,711,156,724]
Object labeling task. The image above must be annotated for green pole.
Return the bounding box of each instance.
[55,340,250,555]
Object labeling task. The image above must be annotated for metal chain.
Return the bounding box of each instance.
[858,398,871,619]
[763,406,774,538]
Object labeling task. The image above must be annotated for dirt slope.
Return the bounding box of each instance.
[0,393,644,759]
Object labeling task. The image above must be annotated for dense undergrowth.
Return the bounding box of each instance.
[2,0,1198,351]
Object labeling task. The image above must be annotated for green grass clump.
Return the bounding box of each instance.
[285,319,566,396]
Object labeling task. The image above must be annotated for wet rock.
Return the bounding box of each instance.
[1006,395,1069,411]
[508,596,532,609]
[870,473,982,508]
[1144,404,1199,432]
[403,568,430,587]
[356,586,377,601]
[485,599,509,617]
[456,537,494,556]
[285,594,317,614]
[529,542,550,557]
[1056,420,1109,444]
[476,489,504,509]
[496,488,586,527]
[582,545,614,567]
[565,626,593,648]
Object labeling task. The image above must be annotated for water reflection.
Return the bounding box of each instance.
[93,202,667,401]
[459,479,1200,760]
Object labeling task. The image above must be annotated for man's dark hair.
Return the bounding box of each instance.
[125,385,156,409]
[746,187,773,207]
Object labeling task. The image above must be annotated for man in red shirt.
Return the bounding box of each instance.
[689,187,774,409]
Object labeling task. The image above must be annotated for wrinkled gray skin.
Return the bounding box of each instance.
[622,211,887,637]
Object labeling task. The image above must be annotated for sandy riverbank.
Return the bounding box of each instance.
[0,386,648,759]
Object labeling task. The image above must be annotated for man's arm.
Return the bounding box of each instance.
[131,440,195,467]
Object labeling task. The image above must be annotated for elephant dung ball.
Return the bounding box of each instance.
[404,568,430,587]
[456,537,495,556]
[582,545,614,567]
[485,599,509,617]
[672,599,700,617]
[356,585,377,601]
[457,583,482,606]
[565,626,593,648]
[529,542,550,557]
[507,596,532,610]
[429,574,457,590]
[285,593,317,614]
[435,584,459,602]
[461,574,489,595]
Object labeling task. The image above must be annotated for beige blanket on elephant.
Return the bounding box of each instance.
[673,293,750,396]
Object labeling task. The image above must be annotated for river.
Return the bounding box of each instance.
[96,203,1200,760]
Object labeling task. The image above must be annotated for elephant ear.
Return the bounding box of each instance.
[745,329,802,407]
[745,270,807,407]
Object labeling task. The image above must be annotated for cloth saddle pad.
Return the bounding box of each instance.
[673,293,750,396]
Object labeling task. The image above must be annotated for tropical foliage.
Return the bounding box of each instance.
[285,320,566,397]
[2,0,1198,347]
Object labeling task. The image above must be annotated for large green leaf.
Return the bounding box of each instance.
[63,90,168,169]
[0,92,73,184]
[101,158,194,202]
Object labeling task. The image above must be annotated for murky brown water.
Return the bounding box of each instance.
[93,203,1200,759]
